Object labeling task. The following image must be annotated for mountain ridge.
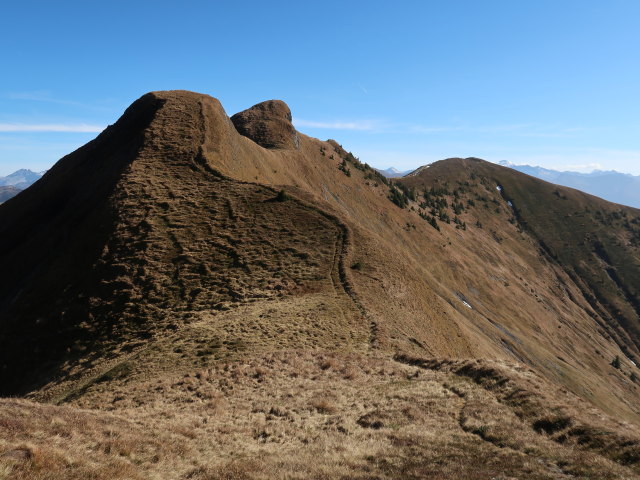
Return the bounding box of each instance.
[0,168,44,189]
[0,186,22,203]
[0,168,45,203]
[2,91,638,410]
[2,90,640,478]
[498,160,640,208]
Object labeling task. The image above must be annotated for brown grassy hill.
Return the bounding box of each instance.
[0,91,368,397]
[2,90,640,478]
[399,157,640,364]
[195,101,640,425]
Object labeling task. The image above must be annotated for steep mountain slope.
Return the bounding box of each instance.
[197,108,640,425]
[2,90,640,478]
[397,159,640,416]
[1,91,638,413]
[0,92,367,397]
[401,158,640,363]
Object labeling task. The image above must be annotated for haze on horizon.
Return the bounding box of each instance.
[1,0,639,177]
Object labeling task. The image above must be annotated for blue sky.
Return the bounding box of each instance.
[2,0,640,176]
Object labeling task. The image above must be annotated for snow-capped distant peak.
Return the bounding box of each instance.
[407,164,431,176]
[498,162,640,208]
[0,169,45,188]
[375,167,414,178]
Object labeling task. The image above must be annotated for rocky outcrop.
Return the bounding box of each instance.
[231,100,300,150]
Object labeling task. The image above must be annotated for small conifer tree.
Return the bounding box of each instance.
[611,355,621,369]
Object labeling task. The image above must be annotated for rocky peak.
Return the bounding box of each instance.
[231,100,300,150]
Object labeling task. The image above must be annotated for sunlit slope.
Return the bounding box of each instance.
[401,157,640,360]
[394,158,640,420]
[1,92,639,426]
[207,107,640,422]
[4,352,640,480]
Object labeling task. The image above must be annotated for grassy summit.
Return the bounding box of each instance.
[1,91,640,478]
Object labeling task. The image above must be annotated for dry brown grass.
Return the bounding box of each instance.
[310,396,338,415]
[3,90,640,435]
[3,351,640,479]
[2,90,640,478]
[0,397,190,479]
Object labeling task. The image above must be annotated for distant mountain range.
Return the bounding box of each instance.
[498,161,640,208]
[0,169,44,202]
[0,186,22,203]
[0,168,44,189]
[375,167,413,178]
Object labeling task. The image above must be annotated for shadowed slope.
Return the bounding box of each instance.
[1,90,640,426]
[2,91,640,478]
[0,91,366,396]
[0,92,165,393]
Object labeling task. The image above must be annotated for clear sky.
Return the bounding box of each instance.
[2,0,640,176]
